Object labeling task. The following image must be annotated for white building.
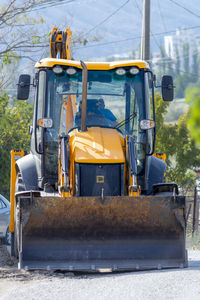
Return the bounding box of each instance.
[164,28,200,62]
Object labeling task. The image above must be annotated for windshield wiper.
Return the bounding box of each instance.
[115,112,137,129]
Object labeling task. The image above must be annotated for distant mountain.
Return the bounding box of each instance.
[36,0,200,60]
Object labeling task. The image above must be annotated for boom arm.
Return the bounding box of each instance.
[50,26,71,59]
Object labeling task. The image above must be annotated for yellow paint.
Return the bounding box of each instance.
[96,176,104,183]
[67,127,125,195]
[69,127,125,163]
[125,136,141,197]
[66,27,72,60]
[37,119,44,127]
[58,136,71,197]
[50,27,71,60]
[35,58,149,70]
[153,153,166,162]
[9,150,25,233]
[59,96,74,134]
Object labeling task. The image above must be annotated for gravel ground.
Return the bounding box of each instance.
[0,245,200,300]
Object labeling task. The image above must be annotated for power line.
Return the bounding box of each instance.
[154,48,200,62]
[29,0,77,12]
[74,25,200,50]
[167,0,200,18]
[133,0,161,51]
[150,58,200,79]
[157,0,167,31]
[73,35,141,49]
[82,0,130,38]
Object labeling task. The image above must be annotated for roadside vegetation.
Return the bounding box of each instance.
[0,94,33,198]
[154,93,200,194]
[0,1,200,199]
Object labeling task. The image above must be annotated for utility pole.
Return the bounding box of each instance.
[141,0,150,61]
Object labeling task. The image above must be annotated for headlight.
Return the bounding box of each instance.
[129,67,139,75]
[115,68,126,76]
[140,120,155,130]
[37,118,53,128]
[66,67,77,75]
[52,65,63,74]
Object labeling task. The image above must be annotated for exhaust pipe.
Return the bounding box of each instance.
[80,60,88,132]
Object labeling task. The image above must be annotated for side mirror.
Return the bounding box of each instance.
[17,74,31,100]
[161,75,174,101]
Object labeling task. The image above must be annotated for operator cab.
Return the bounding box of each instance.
[16,60,173,191]
[34,64,153,185]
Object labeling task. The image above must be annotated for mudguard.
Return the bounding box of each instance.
[16,154,38,190]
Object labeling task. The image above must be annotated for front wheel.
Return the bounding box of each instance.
[11,172,25,257]
[11,226,19,258]
[11,203,20,258]
[4,227,11,245]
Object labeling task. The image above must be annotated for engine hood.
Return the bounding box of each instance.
[69,127,125,163]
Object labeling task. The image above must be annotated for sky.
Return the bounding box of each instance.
[30,0,200,61]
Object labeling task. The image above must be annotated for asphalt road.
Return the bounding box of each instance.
[0,250,200,300]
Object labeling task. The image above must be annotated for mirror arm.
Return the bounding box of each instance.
[17,82,34,88]
[154,83,176,89]
[154,83,161,88]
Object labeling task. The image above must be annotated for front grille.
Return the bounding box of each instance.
[75,163,124,197]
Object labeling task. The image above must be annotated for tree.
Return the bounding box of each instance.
[192,45,199,76]
[174,45,180,77]
[0,1,99,91]
[182,42,190,74]
[174,73,196,99]
[157,46,167,77]
[0,0,51,90]
[0,93,33,198]
[154,93,200,192]
[186,87,200,146]
[0,0,55,61]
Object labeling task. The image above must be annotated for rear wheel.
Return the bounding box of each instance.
[11,208,20,258]
[15,172,26,192]
[11,231,18,257]
[11,173,25,257]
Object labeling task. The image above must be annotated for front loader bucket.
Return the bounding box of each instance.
[16,193,187,271]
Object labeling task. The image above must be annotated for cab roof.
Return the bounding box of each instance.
[35,58,149,70]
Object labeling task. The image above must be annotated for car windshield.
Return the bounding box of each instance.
[45,68,146,137]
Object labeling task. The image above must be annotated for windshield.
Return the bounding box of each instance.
[45,68,146,137]
[35,67,153,179]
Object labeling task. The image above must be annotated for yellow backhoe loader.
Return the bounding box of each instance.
[9,27,187,271]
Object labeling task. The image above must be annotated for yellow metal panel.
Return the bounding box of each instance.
[35,58,149,70]
[66,27,72,60]
[69,127,125,163]
[153,153,166,162]
[9,150,25,233]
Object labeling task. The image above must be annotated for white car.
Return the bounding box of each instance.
[0,194,11,245]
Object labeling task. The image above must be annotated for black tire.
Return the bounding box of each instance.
[11,218,19,258]
[11,173,25,258]
[15,173,26,192]
[184,250,188,268]
[11,232,18,257]
[4,227,11,245]
[154,192,173,196]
